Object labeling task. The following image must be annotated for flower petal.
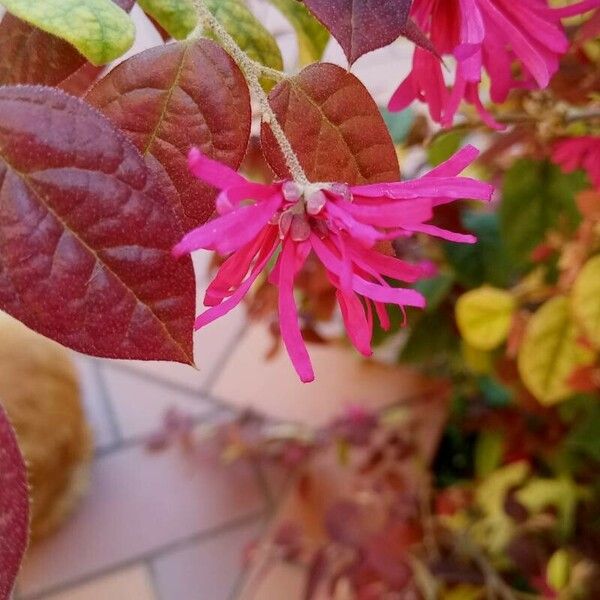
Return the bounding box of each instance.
[336,290,373,356]
[188,147,247,189]
[311,235,426,309]
[194,230,278,329]
[278,238,315,383]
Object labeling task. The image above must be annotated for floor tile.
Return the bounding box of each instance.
[152,519,262,600]
[212,325,442,427]
[18,446,265,598]
[39,565,155,600]
[101,366,214,441]
[71,355,118,452]
[239,563,306,600]
[113,310,245,393]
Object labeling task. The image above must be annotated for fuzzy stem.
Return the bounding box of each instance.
[191,0,310,185]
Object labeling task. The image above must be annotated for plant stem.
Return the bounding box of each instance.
[191,0,310,185]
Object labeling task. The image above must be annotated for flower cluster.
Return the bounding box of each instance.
[553,136,600,189]
[174,146,493,382]
[390,0,599,127]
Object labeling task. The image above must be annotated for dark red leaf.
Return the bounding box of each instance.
[0,404,29,600]
[304,548,328,600]
[0,0,134,89]
[301,0,411,64]
[0,85,195,364]
[58,63,104,97]
[324,499,384,547]
[87,39,252,230]
[261,63,399,185]
[400,18,439,58]
[364,523,421,589]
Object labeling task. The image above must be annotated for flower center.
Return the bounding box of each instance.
[278,182,352,242]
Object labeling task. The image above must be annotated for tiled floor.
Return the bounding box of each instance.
[11,4,422,599]
[16,320,436,599]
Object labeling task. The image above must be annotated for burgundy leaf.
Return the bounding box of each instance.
[400,18,439,57]
[364,523,421,589]
[261,63,399,185]
[58,62,104,98]
[301,0,412,64]
[0,404,29,600]
[0,85,195,364]
[304,548,328,600]
[87,39,252,229]
[0,0,135,89]
[325,500,386,547]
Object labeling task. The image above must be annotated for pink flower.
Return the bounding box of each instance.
[553,136,600,189]
[174,146,493,382]
[390,0,599,128]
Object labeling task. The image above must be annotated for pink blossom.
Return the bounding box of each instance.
[552,136,600,189]
[174,146,493,383]
[389,0,599,128]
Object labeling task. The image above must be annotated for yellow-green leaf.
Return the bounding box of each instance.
[547,549,571,591]
[516,477,584,539]
[456,287,516,351]
[0,0,135,65]
[471,461,529,555]
[205,0,283,91]
[462,341,493,375]
[269,0,329,65]
[476,461,529,517]
[518,297,595,405]
[137,0,197,40]
[572,254,600,349]
[475,431,504,478]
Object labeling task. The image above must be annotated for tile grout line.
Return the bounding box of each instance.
[94,404,230,459]
[92,360,124,448]
[200,320,250,395]
[20,511,268,600]
[144,557,163,600]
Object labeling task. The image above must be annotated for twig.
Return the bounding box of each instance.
[191,0,309,185]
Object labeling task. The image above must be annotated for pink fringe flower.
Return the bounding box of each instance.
[174,146,493,383]
[389,0,599,128]
[553,136,600,189]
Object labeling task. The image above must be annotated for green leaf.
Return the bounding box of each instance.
[477,375,513,408]
[500,159,587,266]
[456,286,516,351]
[572,254,600,349]
[205,0,283,91]
[427,131,464,166]
[475,431,504,478]
[400,310,459,365]
[0,0,135,65]
[566,403,600,461]
[380,107,414,145]
[269,0,329,65]
[445,212,514,288]
[137,0,197,40]
[415,272,455,313]
[518,297,595,405]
